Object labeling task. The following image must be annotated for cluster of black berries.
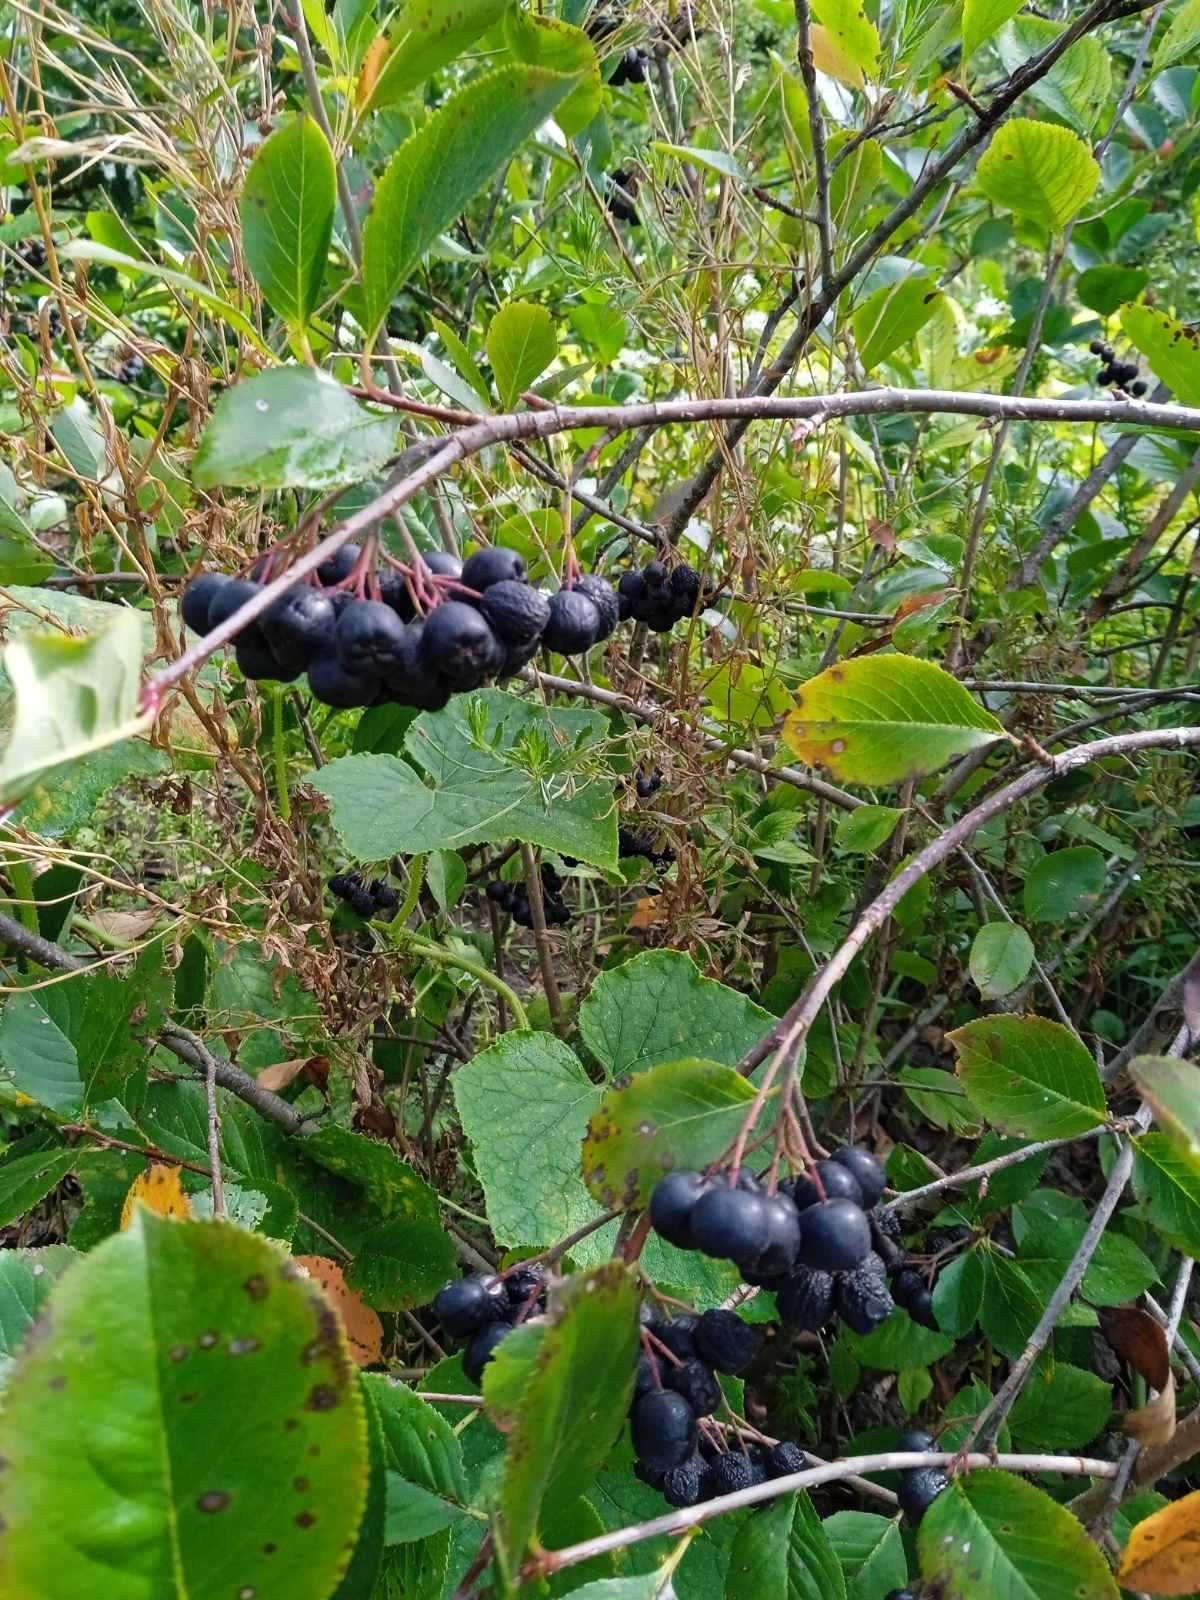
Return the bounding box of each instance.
[606,169,640,225]
[631,1307,806,1506]
[1090,340,1146,396]
[618,826,675,869]
[895,1428,949,1524]
[618,560,712,632]
[650,1149,897,1337]
[179,546,624,710]
[889,1261,938,1331]
[117,351,144,385]
[431,1265,547,1384]
[634,766,663,799]
[486,863,571,928]
[17,239,46,271]
[329,871,399,920]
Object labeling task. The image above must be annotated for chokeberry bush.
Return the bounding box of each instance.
[0,1,1199,1597]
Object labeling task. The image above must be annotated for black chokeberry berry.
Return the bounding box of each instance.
[766,1442,807,1478]
[689,1186,770,1265]
[1131,379,1147,396]
[461,546,527,591]
[618,569,645,620]
[118,353,144,384]
[694,1310,763,1375]
[630,1389,697,1472]
[1089,340,1106,356]
[478,580,551,647]
[463,1319,514,1385]
[836,1253,895,1335]
[503,1264,546,1311]
[307,650,379,708]
[776,1265,835,1331]
[180,572,229,635]
[753,1193,802,1276]
[317,543,361,585]
[542,589,601,655]
[897,1429,935,1453]
[433,1275,501,1339]
[908,1287,938,1330]
[898,1466,948,1524]
[420,600,504,689]
[831,1146,886,1208]
[668,1358,722,1416]
[262,587,336,672]
[662,1454,710,1507]
[796,1200,872,1273]
[572,574,620,639]
[207,577,267,643]
[709,1449,764,1494]
[236,637,293,682]
[891,1267,926,1311]
[790,1160,864,1211]
[336,599,409,676]
[649,1171,710,1250]
[382,621,452,710]
[609,50,649,85]
[651,1315,699,1363]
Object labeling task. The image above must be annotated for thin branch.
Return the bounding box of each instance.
[203,1042,226,1218]
[793,0,835,293]
[520,843,564,1037]
[879,1124,1114,1215]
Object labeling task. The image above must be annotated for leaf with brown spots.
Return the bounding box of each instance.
[120,1161,192,1229]
[0,1212,369,1600]
[293,1256,383,1368]
[782,656,1004,786]
[1119,1490,1200,1594]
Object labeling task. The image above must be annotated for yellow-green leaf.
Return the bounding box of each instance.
[504,8,601,137]
[976,119,1099,230]
[963,0,1026,60]
[1121,304,1200,408]
[367,0,513,109]
[948,1014,1107,1140]
[1153,0,1200,74]
[486,301,557,409]
[811,0,879,83]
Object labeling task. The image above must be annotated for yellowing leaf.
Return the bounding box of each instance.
[293,1255,384,1368]
[782,656,1005,785]
[976,119,1099,230]
[1119,1489,1200,1594]
[1125,1372,1176,1449]
[120,1162,192,1229]
[811,23,865,87]
[811,0,879,83]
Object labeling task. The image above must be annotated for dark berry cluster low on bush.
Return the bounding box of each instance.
[618,560,712,632]
[634,766,663,799]
[618,826,675,869]
[1090,340,1146,396]
[631,1307,808,1507]
[606,168,640,225]
[895,1428,949,1524]
[431,1264,547,1383]
[650,1148,904,1339]
[117,351,144,385]
[487,863,571,928]
[329,872,398,920]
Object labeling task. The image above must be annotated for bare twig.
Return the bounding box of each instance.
[879,1124,1114,1215]
[203,1042,226,1218]
[521,843,564,1036]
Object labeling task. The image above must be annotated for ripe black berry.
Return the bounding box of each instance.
[610,50,648,86]
[463,1319,514,1385]
[208,577,266,643]
[118,353,144,384]
[891,1267,926,1311]
[382,621,452,710]
[419,600,504,689]
[307,650,379,708]
[635,767,663,798]
[709,1449,764,1494]
[630,1389,697,1472]
[572,574,620,639]
[262,587,336,672]
[898,1466,948,1524]
[662,1454,710,1507]
[651,1315,698,1363]
[503,1263,546,1310]
[694,1310,763,1375]
[897,1428,934,1452]
[317,543,361,585]
[633,1353,658,1400]
[335,599,409,676]
[766,1442,807,1478]
[1089,339,1106,356]
[689,1186,770,1264]
[831,1146,886,1208]
[649,1171,710,1250]
[796,1200,872,1273]
[776,1265,835,1331]
[461,546,527,590]
[181,573,229,634]
[836,1253,895,1335]
[668,1358,721,1417]
[908,1287,938,1330]
[433,1275,501,1338]
[542,589,601,655]
[478,580,551,647]
[790,1159,863,1211]
[754,1193,802,1276]
[1131,379,1147,397]
[236,637,294,682]
[618,569,645,619]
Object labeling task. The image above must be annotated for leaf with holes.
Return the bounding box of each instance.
[1122,305,1200,408]
[486,302,557,410]
[918,1470,1119,1599]
[241,116,335,329]
[725,1490,847,1599]
[948,1014,1106,1139]
[976,120,1099,230]
[782,656,1004,785]
[1132,1055,1200,1167]
[969,924,1035,1000]
[581,1058,769,1212]
[0,1212,369,1600]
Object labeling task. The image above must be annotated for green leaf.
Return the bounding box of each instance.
[1122,303,1200,407]
[0,608,148,806]
[431,317,491,406]
[303,1125,443,1222]
[853,277,945,373]
[918,1470,1119,1600]
[979,1251,1043,1358]
[452,1031,602,1248]
[948,1014,1106,1139]
[309,690,618,871]
[193,367,399,491]
[51,399,107,479]
[824,1510,907,1600]
[1132,1054,1200,1165]
[969,924,1035,1000]
[842,1308,954,1371]
[782,657,1005,786]
[0,1213,369,1600]
[994,18,1112,133]
[1153,0,1200,73]
[828,133,882,226]
[1132,1133,1200,1257]
[1023,846,1106,924]
[504,9,601,137]
[486,301,557,409]
[346,1216,458,1311]
[1076,265,1148,317]
[495,1262,640,1578]
[241,116,335,329]
[363,1374,468,1547]
[333,1378,387,1600]
[581,1058,767,1212]
[11,736,167,839]
[837,805,904,854]
[962,0,1025,59]
[725,1491,847,1600]
[976,120,1100,229]
[0,1146,77,1229]
[361,65,582,337]
[811,0,879,81]
[579,950,774,1081]
[654,141,745,180]
[0,1246,78,1383]
[932,1251,984,1339]
[1010,1359,1111,1452]
[367,0,513,108]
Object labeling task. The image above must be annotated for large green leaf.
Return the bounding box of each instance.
[1132,1133,1200,1258]
[0,1213,369,1600]
[0,1245,78,1383]
[1154,0,1200,72]
[0,1146,78,1229]
[303,1125,443,1222]
[811,0,878,81]
[1131,1054,1200,1165]
[346,1216,457,1311]
[969,924,1035,1000]
[452,1031,602,1248]
[853,276,944,373]
[310,690,618,870]
[579,950,773,1081]
[486,301,557,409]
[841,1307,954,1370]
[367,0,513,109]
[504,9,601,136]
[1009,1359,1111,1452]
[1016,1211,1156,1309]
[976,120,1100,229]
[0,608,148,806]
[948,1014,1106,1139]
[725,1492,847,1600]
[782,657,1004,786]
[824,1510,907,1600]
[11,737,167,839]
[241,116,336,329]
[363,1374,469,1548]
[1023,846,1106,924]
[994,18,1112,133]
[1122,304,1200,407]
[361,65,581,337]
[918,1471,1119,1600]
[979,1251,1044,1358]
[193,367,400,491]
[1076,265,1148,318]
[495,1262,640,1578]
[962,0,1025,59]
[582,1058,768,1211]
